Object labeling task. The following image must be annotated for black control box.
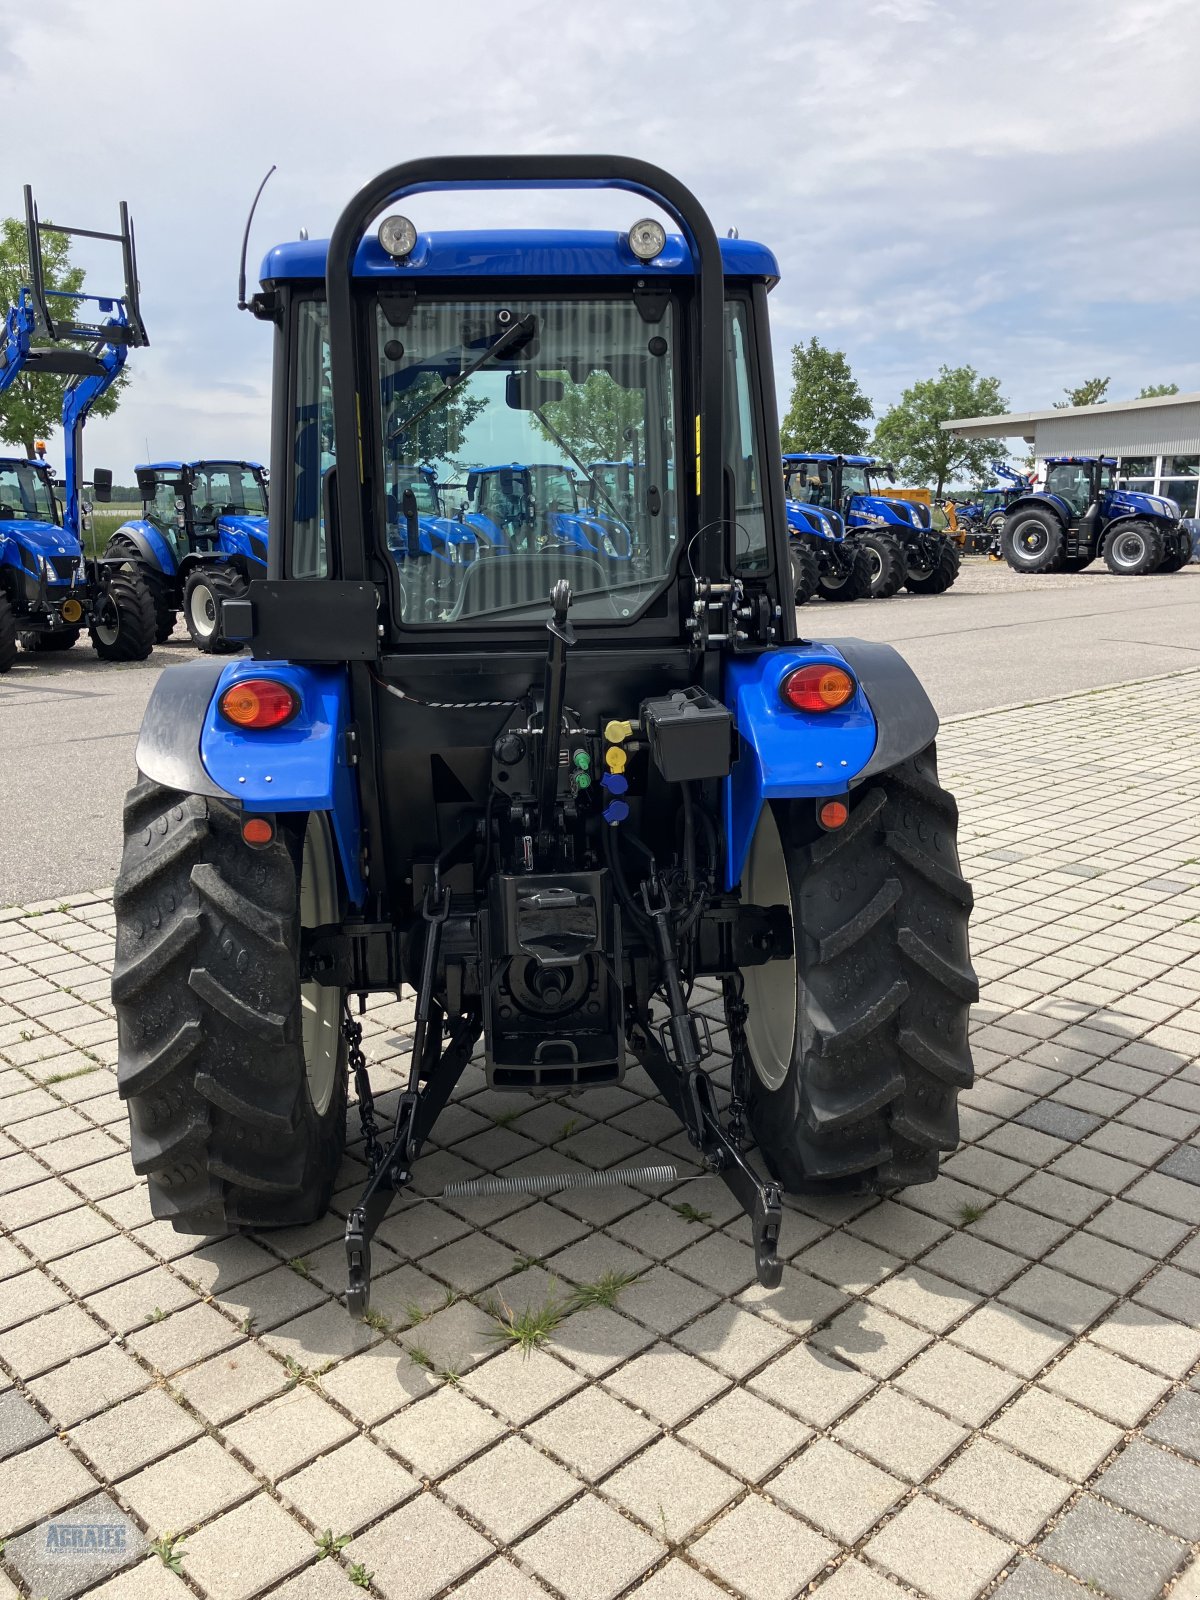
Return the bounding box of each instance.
[640,687,733,782]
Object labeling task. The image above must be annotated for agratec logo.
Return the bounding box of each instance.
[44,1522,128,1554]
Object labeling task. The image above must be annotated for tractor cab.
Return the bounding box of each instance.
[1001,455,1188,576]
[110,460,270,650]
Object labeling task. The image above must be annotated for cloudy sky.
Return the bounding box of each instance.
[5,0,1198,477]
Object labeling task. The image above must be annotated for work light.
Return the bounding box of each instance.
[628,218,667,261]
[378,215,417,258]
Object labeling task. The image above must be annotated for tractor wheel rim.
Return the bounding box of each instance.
[866,547,882,581]
[189,584,217,637]
[93,596,119,646]
[742,804,796,1093]
[300,814,340,1117]
[1017,524,1049,557]
[1113,534,1144,567]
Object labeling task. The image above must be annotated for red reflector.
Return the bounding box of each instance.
[218,678,299,730]
[819,800,850,830]
[242,817,275,846]
[780,664,856,712]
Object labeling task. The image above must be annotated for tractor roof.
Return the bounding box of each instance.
[472,462,574,475]
[0,457,50,470]
[1044,455,1118,466]
[136,460,265,473]
[782,453,879,467]
[261,230,780,285]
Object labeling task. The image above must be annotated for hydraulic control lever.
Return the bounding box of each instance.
[536,580,575,843]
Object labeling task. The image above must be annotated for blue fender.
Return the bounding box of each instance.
[136,658,365,907]
[107,517,179,576]
[722,639,938,889]
[1005,492,1071,523]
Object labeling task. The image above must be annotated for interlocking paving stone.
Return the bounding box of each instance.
[118,1434,257,1532]
[443,1433,578,1543]
[0,1385,53,1459]
[4,1488,144,1600]
[604,1435,739,1541]
[629,1562,729,1600]
[460,1343,584,1423]
[992,1558,1096,1600]
[689,1495,835,1600]
[376,1383,505,1478]
[1089,1303,1200,1378]
[895,1339,1022,1428]
[678,1385,807,1482]
[747,1341,874,1427]
[7,1434,100,1533]
[811,1301,931,1377]
[835,1384,967,1482]
[223,1385,356,1481]
[867,1264,980,1332]
[932,1437,1072,1543]
[864,1494,1013,1600]
[527,1385,657,1481]
[603,1341,728,1426]
[1133,1261,1200,1323]
[280,1434,420,1535]
[1042,1231,1154,1296]
[948,1300,1068,1377]
[1038,1496,1186,1600]
[1157,1143,1200,1184]
[770,1436,904,1543]
[674,1299,791,1377]
[514,1493,664,1600]
[1144,1388,1200,1459]
[1040,1340,1169,1427]
[988,1386,1123,1479]
[181,1492,316,1600]
[1092,1439,1200,1539]
[72,1386,202,1479]
[998,1261,1116,1332]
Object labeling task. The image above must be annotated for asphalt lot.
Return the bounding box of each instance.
[1,560,1197,907]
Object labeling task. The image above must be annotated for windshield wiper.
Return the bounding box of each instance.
[386,315,537,445]
[531,403,629,529]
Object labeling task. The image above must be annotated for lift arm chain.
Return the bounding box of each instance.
[342,1001,382,1172]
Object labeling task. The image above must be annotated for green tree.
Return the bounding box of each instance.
[535,371,643,464]
[872,365,1007,498]
[1137,382,1179,398]
[386,373,489,470]
[1053,376,1109,409]
[780,337,872,455]
[0,216,131,459]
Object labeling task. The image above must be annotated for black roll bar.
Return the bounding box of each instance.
[324,155,727,587]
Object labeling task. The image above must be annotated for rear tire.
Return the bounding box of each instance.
[184,567,246,653]
[790,541,819,606]
[0,596,16,673]
[17,628,80,652]
[905,540,961,594]
[1102,521,1163,576]
[89,570,156,661]
[857,532,905,598]
[742,743,976,1193]
[1002,508,1064,574]
[817,543,872,602]
[112,781,347,1233]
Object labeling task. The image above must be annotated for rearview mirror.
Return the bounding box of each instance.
[506,371,565,410]
[92,468,112,502]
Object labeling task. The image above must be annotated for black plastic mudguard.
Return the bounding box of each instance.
[134,659,231,799]
[832,638,940,779]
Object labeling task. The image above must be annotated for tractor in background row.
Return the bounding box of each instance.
[0,187,154,670]
[784,452,961,597]
[1001,456,1190,576]
[112,157,976,1316]
[104,460,270,649]
[782,472,872,603]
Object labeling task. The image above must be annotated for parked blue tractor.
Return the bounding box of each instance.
[0,187,154,670]
[1001,456,1190,575]
[784,452,961,597]
[781,479,872,604]
[112,157,976,1314]
[104,460,270,650]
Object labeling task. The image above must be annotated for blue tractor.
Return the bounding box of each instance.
[464,462,635,563]
[785,452,961,597]
[104,460,270,650]
[1001,456,1190,575]
[781,483,872,604]
[0,187,155,670]
[112,157,976,1313]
